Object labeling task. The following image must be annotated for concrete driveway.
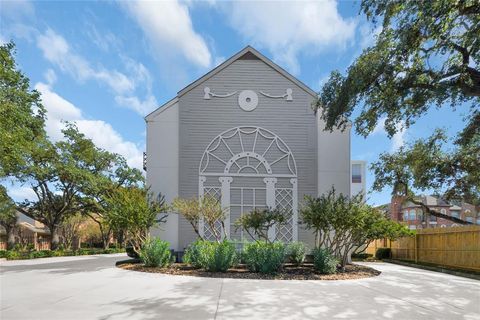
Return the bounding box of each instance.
[1,254,479,320]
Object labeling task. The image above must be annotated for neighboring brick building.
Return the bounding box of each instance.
[380,195,480,230]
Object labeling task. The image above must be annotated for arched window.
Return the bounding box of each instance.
[403,211,408,221]
[409,209,416,220]
[440,208,447,215]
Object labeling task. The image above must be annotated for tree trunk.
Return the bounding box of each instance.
[50,227,60,250]
[6,228,15,250]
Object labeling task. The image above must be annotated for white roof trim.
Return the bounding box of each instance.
[178,46,318,98]
[144,97,178,121]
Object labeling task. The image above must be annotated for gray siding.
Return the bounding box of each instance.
[178,59,318,249]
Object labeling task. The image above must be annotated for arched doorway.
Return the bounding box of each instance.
[198,126,298,242]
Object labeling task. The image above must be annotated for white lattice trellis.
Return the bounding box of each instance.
[202,186,223,241]
[275,188,294,242]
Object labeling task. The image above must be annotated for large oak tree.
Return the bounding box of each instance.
[314,0,479,222]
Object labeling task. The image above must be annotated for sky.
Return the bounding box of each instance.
[0,0,469,205]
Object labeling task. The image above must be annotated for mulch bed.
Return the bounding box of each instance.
[118,262,381,280]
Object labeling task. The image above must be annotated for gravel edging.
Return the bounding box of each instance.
[118,262,381,280]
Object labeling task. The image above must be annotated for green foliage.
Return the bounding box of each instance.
[184,240,237,272]
[0,186,17,249]
[313,248,338,274]
[315,1,479,136]
[0,42,46,178]
[314,1,480,206]
[105,187,167,254]
[139,238,173,268]
[183,239,204,268]
[235,208,290,242]
[243,241,286,274]
[0,247,125,260]
[351,253,373,260]
[375,248,392,260]
[301,187,411,269]
[286,242,307,266]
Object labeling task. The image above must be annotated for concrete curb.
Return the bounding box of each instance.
[384,259,480,281]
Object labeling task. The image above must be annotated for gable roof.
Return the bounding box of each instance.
[144,97,178,122]
[145,46,319,121]
[178,46,318,98]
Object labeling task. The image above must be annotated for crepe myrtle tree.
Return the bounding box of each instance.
[234,208,290,243]
[80,155,144,249]
[105,187,167,254]
[301,187,411,271]
[0,186,18,250]
[171,195,227,242]
[315,0,480,214]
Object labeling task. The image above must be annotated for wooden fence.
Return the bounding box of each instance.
[366,226,480,272]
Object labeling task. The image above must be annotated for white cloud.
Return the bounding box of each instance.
[44,69,57,86]
[36,28,158,115]
[35,82,143,170]
[372,117,407,152]
[221,0,356,74]
[7,186,37,202]
[122,0,211,68]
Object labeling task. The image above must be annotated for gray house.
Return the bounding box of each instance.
[145,46,351,251]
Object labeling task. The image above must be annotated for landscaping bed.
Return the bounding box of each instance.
[118,262,380,280]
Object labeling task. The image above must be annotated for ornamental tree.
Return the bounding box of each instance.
[105,187,167,254]
[234,208,290,243]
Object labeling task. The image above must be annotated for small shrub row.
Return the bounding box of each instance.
[312,248,338,274]
[139,238,174,267]
[375,248,392,260]
[183,240,334,275]
[183,240,237,272]
[242,241,286,274]
[351,253,373,260]
[0,248,126,260]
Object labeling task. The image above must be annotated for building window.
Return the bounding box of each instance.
[440,224,447,228]
[409,209,416,220]
[466,217,473,223]
[409,225,416,230]
[440,208,447,215]
[403,211,408,221]
[451,210,460,218]
[476,219,480,225]
[352,164,362,183]
[429,214,437,222]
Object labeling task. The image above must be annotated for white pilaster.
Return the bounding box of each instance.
[264,177,278,241]
[290,178,298,241]
[219,176,233,239]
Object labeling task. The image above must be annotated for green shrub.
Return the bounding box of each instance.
[243,241,286,274]
[351,253,373,260]
[375,247,391,260]
[183,240,204,268]
[139,238,173,267]
[184,240,237,272]
[286,242,307,266]
[313,248,338,274]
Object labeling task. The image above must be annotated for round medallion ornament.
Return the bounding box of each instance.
[238,90,258,111]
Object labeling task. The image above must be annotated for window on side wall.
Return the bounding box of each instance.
[409,209,416,220]
[352,164,362,183]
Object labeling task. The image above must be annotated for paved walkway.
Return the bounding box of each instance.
[1,254,479,320]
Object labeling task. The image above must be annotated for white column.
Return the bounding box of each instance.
[290,178,298,241]
[219,176,233,239]
[198,176,206,238]
[264,177,277,241]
